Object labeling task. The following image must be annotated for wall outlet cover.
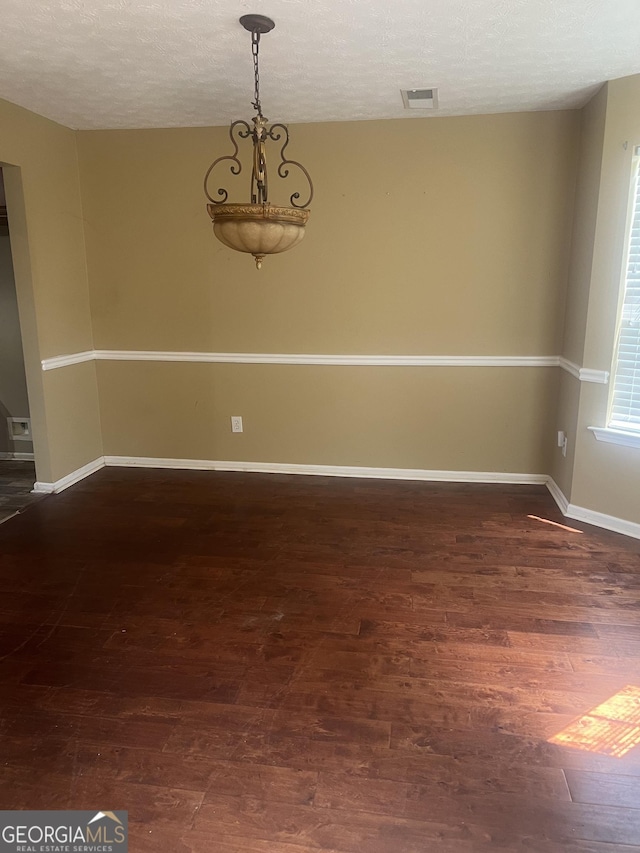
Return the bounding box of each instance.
[7,417,31,440]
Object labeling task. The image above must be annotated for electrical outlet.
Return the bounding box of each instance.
[231,416,243,433]
[557,430,565,448]
[562,435,568,457]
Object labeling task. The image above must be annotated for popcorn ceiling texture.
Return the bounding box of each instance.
[0,0,639,130]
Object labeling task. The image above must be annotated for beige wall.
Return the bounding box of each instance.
[97,361,558,474]
[78,111,578,474]
[550,86,608,499]
[0,97,102,481]
[549,369,581,499]
[561,86,608,368]
[78,112,577,356]
[567,75,640,523]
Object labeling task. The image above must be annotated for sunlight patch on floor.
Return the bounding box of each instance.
[549,685,640,757]
[528,515,583,534]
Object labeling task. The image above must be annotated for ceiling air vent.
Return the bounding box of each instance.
[401,88,438,110]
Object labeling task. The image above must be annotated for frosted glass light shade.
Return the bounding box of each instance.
[207,202,309,269]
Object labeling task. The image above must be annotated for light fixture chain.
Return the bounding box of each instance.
[251,30,262,117]
[204,14,313,270]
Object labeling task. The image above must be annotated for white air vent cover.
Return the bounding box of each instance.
[401,88,438,110]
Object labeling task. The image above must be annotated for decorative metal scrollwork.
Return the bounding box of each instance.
[204,118,313,210]
[203,120,252,204]
[203,15,313,270]
[268,123,314,209]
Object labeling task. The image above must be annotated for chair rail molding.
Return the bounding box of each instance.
[42,350,604,377]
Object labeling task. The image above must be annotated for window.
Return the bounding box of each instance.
[609,152,640,435]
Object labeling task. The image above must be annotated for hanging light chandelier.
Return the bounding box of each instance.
[204,14,313,270]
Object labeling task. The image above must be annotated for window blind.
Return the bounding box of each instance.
[610,158,640,432]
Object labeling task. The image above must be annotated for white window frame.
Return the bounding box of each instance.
[591,147,640,450]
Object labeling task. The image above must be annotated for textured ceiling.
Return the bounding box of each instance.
[0,0,639,130]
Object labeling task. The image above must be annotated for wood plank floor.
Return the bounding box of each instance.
[1,468,640,852]
[0,460,40,524]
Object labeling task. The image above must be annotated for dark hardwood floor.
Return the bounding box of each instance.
[1,468,640,851]
[0,460,40,524]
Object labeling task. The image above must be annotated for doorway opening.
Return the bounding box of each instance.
[0,167,41,523]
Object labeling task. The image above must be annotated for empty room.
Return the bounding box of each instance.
[1,1,640,851]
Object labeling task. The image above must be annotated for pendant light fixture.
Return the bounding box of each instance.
[204,14,313,270]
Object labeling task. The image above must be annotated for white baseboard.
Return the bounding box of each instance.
[27,455,640,541]
[564,503,640,540]
[545,476,569,515]
[0,451,35,461]
[103,455,548,485]
[102,459,640,540]
[545,477,640,540]
[32,457,105,495]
